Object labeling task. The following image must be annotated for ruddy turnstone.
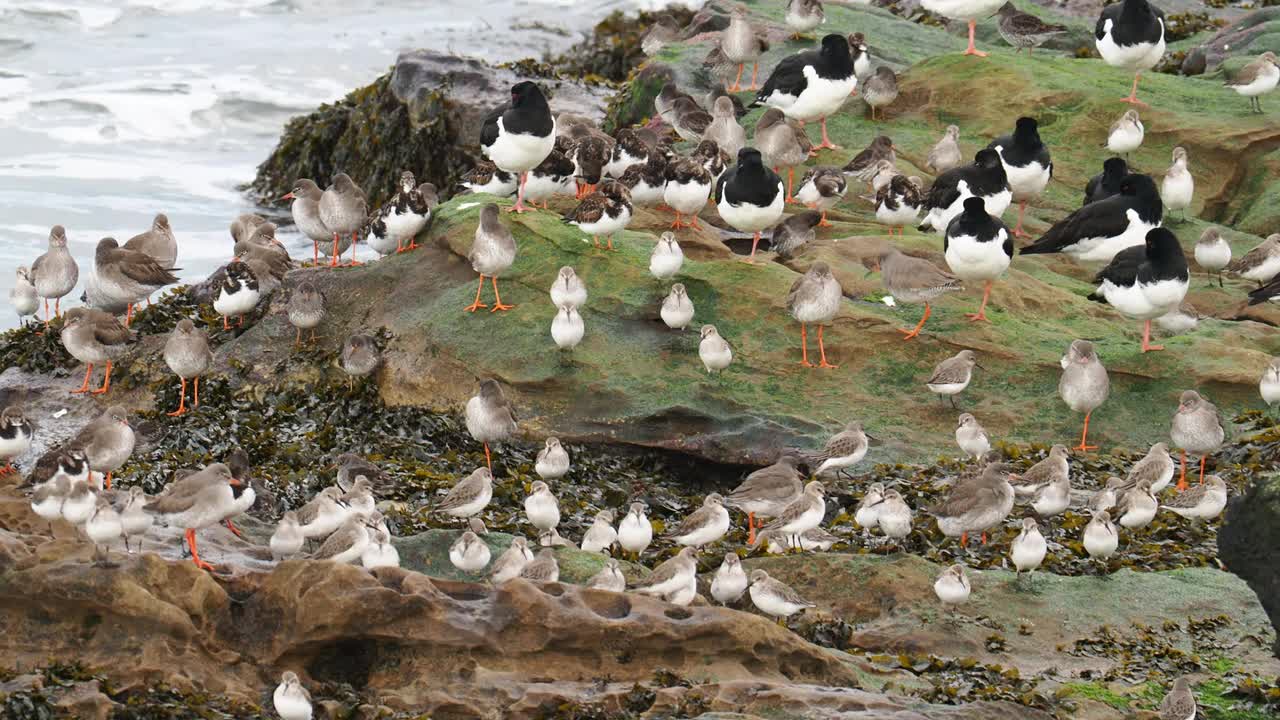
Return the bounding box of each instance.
[663,157,713,229]
[863,246,963,340]
[794,167,845,227]
[1094,0,1167,105]
[213,259,260,331]
[460,160,518,198]
[367,172,437,255]
[875,174,923,235]
[1059,340,1110,450]
[480,82,556,213]
[563,178,633,250]
[0,405,32,477]
[1086,228,1189,353]
[661,283,695,330]
[671,97,713,144]
[698,324,734,373]
[620,152,667,208]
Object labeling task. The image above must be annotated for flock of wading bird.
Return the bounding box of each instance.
[5,1,1277,717]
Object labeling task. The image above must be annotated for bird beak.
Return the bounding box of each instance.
[975,363,986,371]
[281,192,295,200]
[228,478,243,487]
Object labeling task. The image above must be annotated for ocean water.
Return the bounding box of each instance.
[0,0,666,328]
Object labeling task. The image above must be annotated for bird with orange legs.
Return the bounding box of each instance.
[0,406,32,477]
[874,174,922,235]
[751,34,856,152]
[213,259,260,331]
[146,463,241,572]
[864,246,963,340]
[479,82,557,214]
[1170,390,1225,491]
[319,173,368,266]
[282,179,334,265]
[67,405,134,491]
[726,454,804,546]
[721,5,767,92]
[465,379,518,471]
[987,117,1053,240]
[663,156,713,229]
[1094,0,1166,106]
[923,0,1007,57]
[92,237,179,327]
[943,197,1012,322]
[162,319,212,417]
[466,204,518,312]
[787,262,841,369]
[794,167,846,226]
[755,109,810,204]
[930,461,1015,547]
[30,225,79,326]
[60,308,133,396]
[1059,340,1109,451]
[562,178,633,250]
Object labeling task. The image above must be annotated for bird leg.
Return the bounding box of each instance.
[746,512,757,546]
[71,364,94,394]
[1199,455,1207,484]
[966,280,994,322]
[1177,449,1188,491]
[1140,319,1164,353]
[223,519,243,538]
[346,231,363,266]
[813,117,840,151]
[464,275,488,312]
[166,377,189,416]
[670,211,684,228]
[1012,201,1032,239]
[745,232,761,264]
[237,315,245,328]
[193,376,200,409]
[55,298,62,317]
[900,303,931,340]
[960,531,968,546]
[1120,73,1147,106]
[606,235,615,250]
[103,472,112,490]
[1075,410,1098,451]
[815,209,832,227]
[313,239,319,265]
[729,63,744,92]
[90,361,113,395]
[223,315,231,331]
[484,443,493,470]
[786,168,797,203]
[295,327,302,347]
[962,20,988,57]
[981,532,988,545]
[124,303,134,327]
[330,233,341,267]
[185,528,215,572]
[816,325,837,368]
[749,62,759,91]
[508,172,531,213]
[489,277,515,312]
[799,324,813,367]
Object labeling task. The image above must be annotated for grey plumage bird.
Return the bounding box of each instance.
[162,319,212,417]
[318,172,368,266]
[288,281,326,347]
[341,334,380,390]
[863,246,963,340]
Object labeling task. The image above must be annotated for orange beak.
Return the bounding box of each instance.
[281,192,295,200]
[229,478,243,487]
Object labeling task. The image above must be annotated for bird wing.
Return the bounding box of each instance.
[636,556,683,588]
[563,194,608,225]
[785,274,810,312]
[815,169,846,196]
[928,357,969,385]
[1023,196,1135,255]
[667,505,714,538]
[1227,59,1263,87]
[752,50,815,105]
[1163,484,1207,509]
[922,170,962,212]
[1228,240,1278,273]
[1247,276,1280,306]
[113,248,179,284]
[311,523,357,559]
[766,577,814,607]
[479,101,510,148]
[1090,244,1145,288]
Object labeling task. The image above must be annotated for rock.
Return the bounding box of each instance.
[51,680,114,720]
[249,50,612,210]
[1188,8,1280,73]
[1219,472,1280,658]
[1181,47,1207,76]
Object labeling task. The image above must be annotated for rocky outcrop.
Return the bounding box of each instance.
[248,50,614,210]
[1219,471,1280,658]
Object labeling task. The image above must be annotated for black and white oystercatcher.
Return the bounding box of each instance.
[715,147,786,263]
[918,149,1011,235]
[1094,0,1167,105]
[1083,157,1129,206]
[1023,173,1162,264]
[751,34,857,151]
[986,117,1052,239]
[480,81,556,213]
[944,197,1012,322]
[1087,227,1189,353]
[923,0,1007,57]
